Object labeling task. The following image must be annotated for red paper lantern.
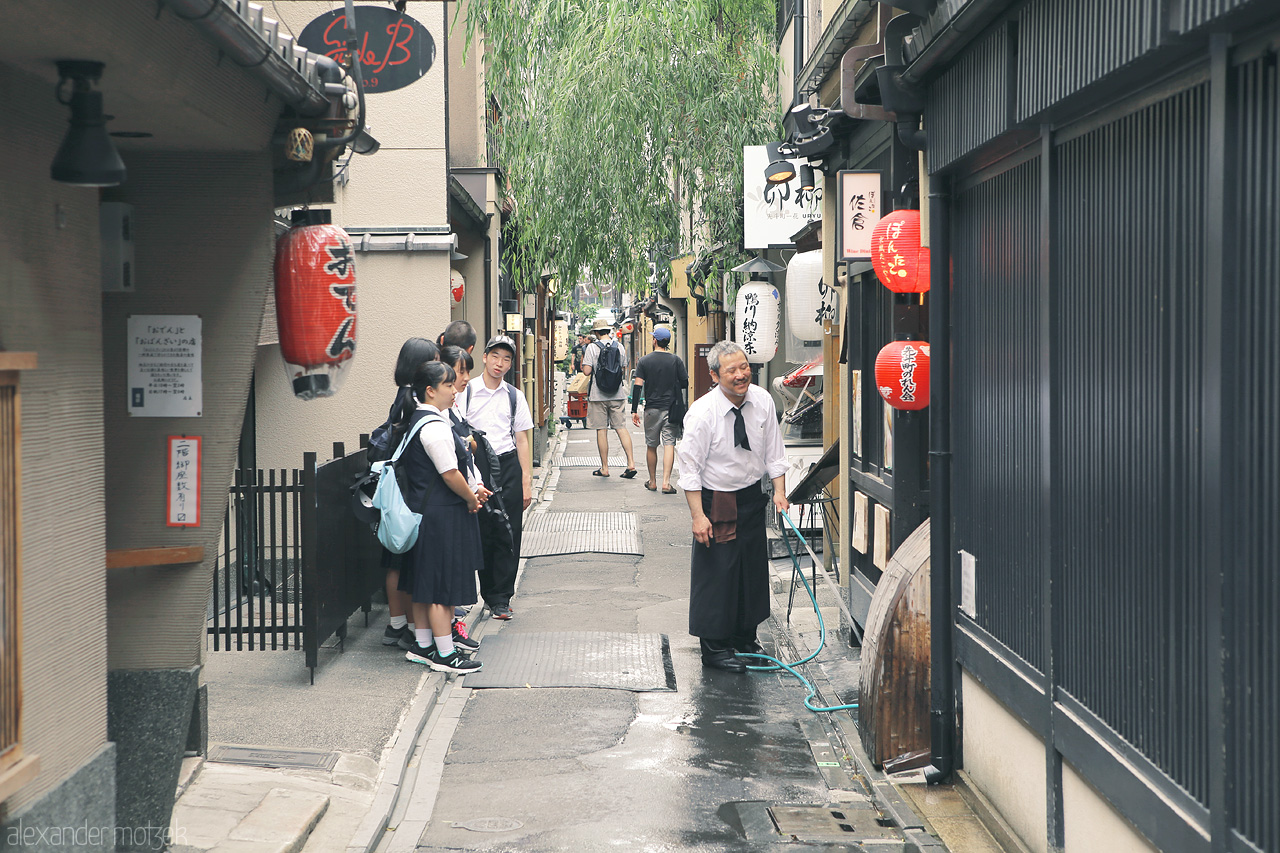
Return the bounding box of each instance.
[450,269,465,305]
[871,209,930,293]
[274,209,357,400]
[618,320,635,335]
[875,341,930,410]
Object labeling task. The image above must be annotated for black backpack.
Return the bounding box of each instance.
[592,341,625,394]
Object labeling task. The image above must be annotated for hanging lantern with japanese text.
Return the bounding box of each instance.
[450,269,465,305]
[785,249,838,340]
[875,341,930,410]
[273,209,357,400]
[735,282,780,364]
[871,209,930,293]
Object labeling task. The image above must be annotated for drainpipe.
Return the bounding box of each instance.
[793,0,805,103]
[924,175,954,785]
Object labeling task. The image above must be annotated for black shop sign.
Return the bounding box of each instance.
[298,6,435,94]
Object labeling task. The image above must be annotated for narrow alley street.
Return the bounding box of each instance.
[176,418,994,853]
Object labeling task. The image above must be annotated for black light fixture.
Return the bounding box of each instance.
[50,61,126,187]
[764,141,797,185]
[798,163,816,193]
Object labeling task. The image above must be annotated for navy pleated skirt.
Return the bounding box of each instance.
[398,503,482,606]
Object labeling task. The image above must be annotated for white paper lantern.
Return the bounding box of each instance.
[786,250,837,340]
[554,319,569,361]
[735,281,780,364]
[450,269,465,305]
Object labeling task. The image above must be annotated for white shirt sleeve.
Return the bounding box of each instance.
[760,396,789,480]
[676,406,712,492]
[512,387,534,434]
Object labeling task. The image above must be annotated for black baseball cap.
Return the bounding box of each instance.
[484,334,517,355]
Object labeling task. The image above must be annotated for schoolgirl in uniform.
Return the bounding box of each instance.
[380,337,439,650]
[439,346,481,653]
[398,361,489,674]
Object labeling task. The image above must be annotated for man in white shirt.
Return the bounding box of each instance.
[464,335,535,620]
[581,319,638,478]
[677,340,789,672]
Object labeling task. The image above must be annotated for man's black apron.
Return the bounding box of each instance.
[688,482,769,640]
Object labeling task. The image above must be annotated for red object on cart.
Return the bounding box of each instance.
[567,392,589,420]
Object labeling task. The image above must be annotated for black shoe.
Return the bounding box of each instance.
[426,647,482,674]
[382,624,405,646]
[452,619,479,652]
[397,626,415,651]
[490,604,514,620]
[732,635,764,656]
[404,641,436,665]
[700,640,747,673]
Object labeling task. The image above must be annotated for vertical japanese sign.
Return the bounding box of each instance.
[128,315,202,417]
[838,171,882,260]
[743,145,823,249]
[167,436,202,527]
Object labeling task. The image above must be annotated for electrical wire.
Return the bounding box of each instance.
[738,508,859,713]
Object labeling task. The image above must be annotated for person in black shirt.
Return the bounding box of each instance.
[631,327,688,493]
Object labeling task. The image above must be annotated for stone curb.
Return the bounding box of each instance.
[216,789,330,853]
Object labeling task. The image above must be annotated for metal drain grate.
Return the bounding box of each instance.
[557,454,629,467]
[522,511,642,557]
[769,805,901,841]
[208,744,338,770]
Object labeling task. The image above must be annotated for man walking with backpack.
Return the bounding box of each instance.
[631,326,687,494]
[582,319,637,478]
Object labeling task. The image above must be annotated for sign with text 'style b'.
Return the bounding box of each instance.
[838,171,882,260]
[298,6,435,94]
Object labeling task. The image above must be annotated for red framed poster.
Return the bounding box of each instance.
[166,436,202,527]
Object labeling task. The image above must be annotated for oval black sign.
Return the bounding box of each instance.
[298,6,435,94]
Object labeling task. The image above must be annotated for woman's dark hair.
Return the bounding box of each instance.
[439,345,473,373]
[389,338,440,428]
[411,361,456,402]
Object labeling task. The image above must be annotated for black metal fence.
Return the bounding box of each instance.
[209,442,384,682]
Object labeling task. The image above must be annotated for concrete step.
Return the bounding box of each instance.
[768,527,823,559]
[209,789,329,853]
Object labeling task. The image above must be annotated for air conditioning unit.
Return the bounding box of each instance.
[100,202,135,293]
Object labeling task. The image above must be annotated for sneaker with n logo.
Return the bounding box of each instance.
[427,647,482,674]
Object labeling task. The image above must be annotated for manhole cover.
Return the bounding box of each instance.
[769,805,901,841]
[207,745,338,770]
[452,817,523,832]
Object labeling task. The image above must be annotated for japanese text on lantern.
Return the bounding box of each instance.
[898,345,918,402]
[742,291,759,355]
[881,218,908,279]
[167,436,202,527]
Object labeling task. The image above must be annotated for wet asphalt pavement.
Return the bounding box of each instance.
[412,424,882,852]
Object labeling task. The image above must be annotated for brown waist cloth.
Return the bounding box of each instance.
[709,490,738,543]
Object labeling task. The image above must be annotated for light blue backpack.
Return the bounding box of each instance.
[371,413,443,554]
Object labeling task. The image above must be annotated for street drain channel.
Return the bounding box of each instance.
[207,744,338,770]
[768,804,902,841]
[521,511,642,557]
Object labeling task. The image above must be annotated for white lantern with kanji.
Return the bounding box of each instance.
[450,269,465,305]
[785,250,837,340]
[735,282,780,364]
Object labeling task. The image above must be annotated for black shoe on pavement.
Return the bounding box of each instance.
[382,624,405,646]
[732,635,764,656]
[452,620,479,652]
[404,641,435,665]
[700,640,747,673]
[427,647,482,674]
[397,626,415,651]
[490,604,514,620]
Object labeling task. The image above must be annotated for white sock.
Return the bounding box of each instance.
[434,635,455,657]
[389,615,407,630]
[415,628,432,648]
[407,622,416,632]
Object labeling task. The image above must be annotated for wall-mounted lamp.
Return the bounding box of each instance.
[798,164,816,193]
[764,142,797,185]
[50,61,126,187]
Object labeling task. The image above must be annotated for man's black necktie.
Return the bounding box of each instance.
[732,406,751,451]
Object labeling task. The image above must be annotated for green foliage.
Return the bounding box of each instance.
[459,0,781,294]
